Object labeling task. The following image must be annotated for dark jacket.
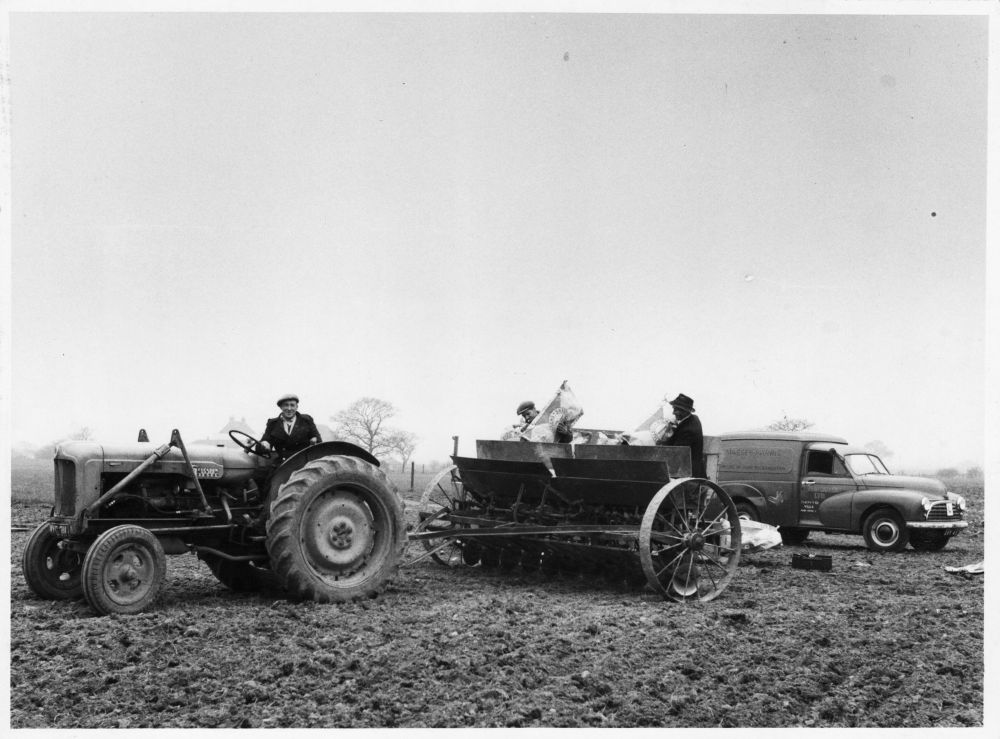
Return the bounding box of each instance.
[658,413,705,477]
[260,412,321,459]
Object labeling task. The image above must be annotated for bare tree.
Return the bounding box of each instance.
[386,430,418,472]
[34,426,95,459]
[766,414,814,432]
[331,398,401,457]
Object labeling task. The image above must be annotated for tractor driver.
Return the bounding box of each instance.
[258,393,321,460]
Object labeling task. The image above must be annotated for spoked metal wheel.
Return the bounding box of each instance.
[418,465,467,567]
[639,478,742,602]
[409,506,466,567]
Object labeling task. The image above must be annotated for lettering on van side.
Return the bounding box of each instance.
[719,447,795,474]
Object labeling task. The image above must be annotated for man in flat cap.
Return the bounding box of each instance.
[515,400,573,443]
[258,394,321,461]
[657,393,706,477]
[516,401,540,432]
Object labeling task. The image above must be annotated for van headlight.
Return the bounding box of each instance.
[946,491,967,511]
[921,497,932,513]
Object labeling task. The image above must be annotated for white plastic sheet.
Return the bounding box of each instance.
[944,560,983,575]
[716,518,782,553]
[743,520,783,551]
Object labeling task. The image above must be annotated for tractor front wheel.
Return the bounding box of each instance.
[81,525,167,615]
[265,456,407,603]
[22,522,84,600]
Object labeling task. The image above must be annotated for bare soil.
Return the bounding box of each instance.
[9,483,984,729]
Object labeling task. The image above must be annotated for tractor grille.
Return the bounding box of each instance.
[926,501,963,522]
[53,459,76,517]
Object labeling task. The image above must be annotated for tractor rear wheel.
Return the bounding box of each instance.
[81,525,167,615]
[22,522,84,600]
[265,455,406,603]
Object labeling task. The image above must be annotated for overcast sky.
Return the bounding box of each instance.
[4,7,993,472]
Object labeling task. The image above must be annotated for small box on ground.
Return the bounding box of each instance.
[792,553,833,571]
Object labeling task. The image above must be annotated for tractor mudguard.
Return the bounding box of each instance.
[266,441,381,501]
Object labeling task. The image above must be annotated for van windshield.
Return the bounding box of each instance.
[844,454,890,475]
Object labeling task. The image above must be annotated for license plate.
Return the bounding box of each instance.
[946,502,954,516]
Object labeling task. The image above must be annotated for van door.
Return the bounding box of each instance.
[798,449,857,527]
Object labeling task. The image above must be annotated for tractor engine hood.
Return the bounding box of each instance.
[57,440,262,483]
[102,443,257,469]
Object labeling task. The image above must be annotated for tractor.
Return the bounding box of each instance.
[21,429,407,615]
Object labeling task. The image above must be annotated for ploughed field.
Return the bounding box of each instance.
[9,462,984,729]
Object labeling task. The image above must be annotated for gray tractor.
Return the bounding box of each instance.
[21,429,407,615]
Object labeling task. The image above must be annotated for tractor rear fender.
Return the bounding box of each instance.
[267,442,381,500]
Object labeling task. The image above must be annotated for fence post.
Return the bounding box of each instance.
[410,462,415,492]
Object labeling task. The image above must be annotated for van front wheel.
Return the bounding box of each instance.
[862,509,909,553]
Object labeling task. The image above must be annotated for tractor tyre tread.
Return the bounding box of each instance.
[265,456,406,603]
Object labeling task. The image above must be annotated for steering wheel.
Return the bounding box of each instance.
[229,429,271,458]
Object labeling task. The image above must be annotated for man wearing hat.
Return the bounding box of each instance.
[258,394,321,460]
[658,393,706,477]
[515,400,573,443]
[516,401,540,431]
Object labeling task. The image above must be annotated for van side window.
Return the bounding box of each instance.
[805,451,832,475]
[805,450,849,476]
